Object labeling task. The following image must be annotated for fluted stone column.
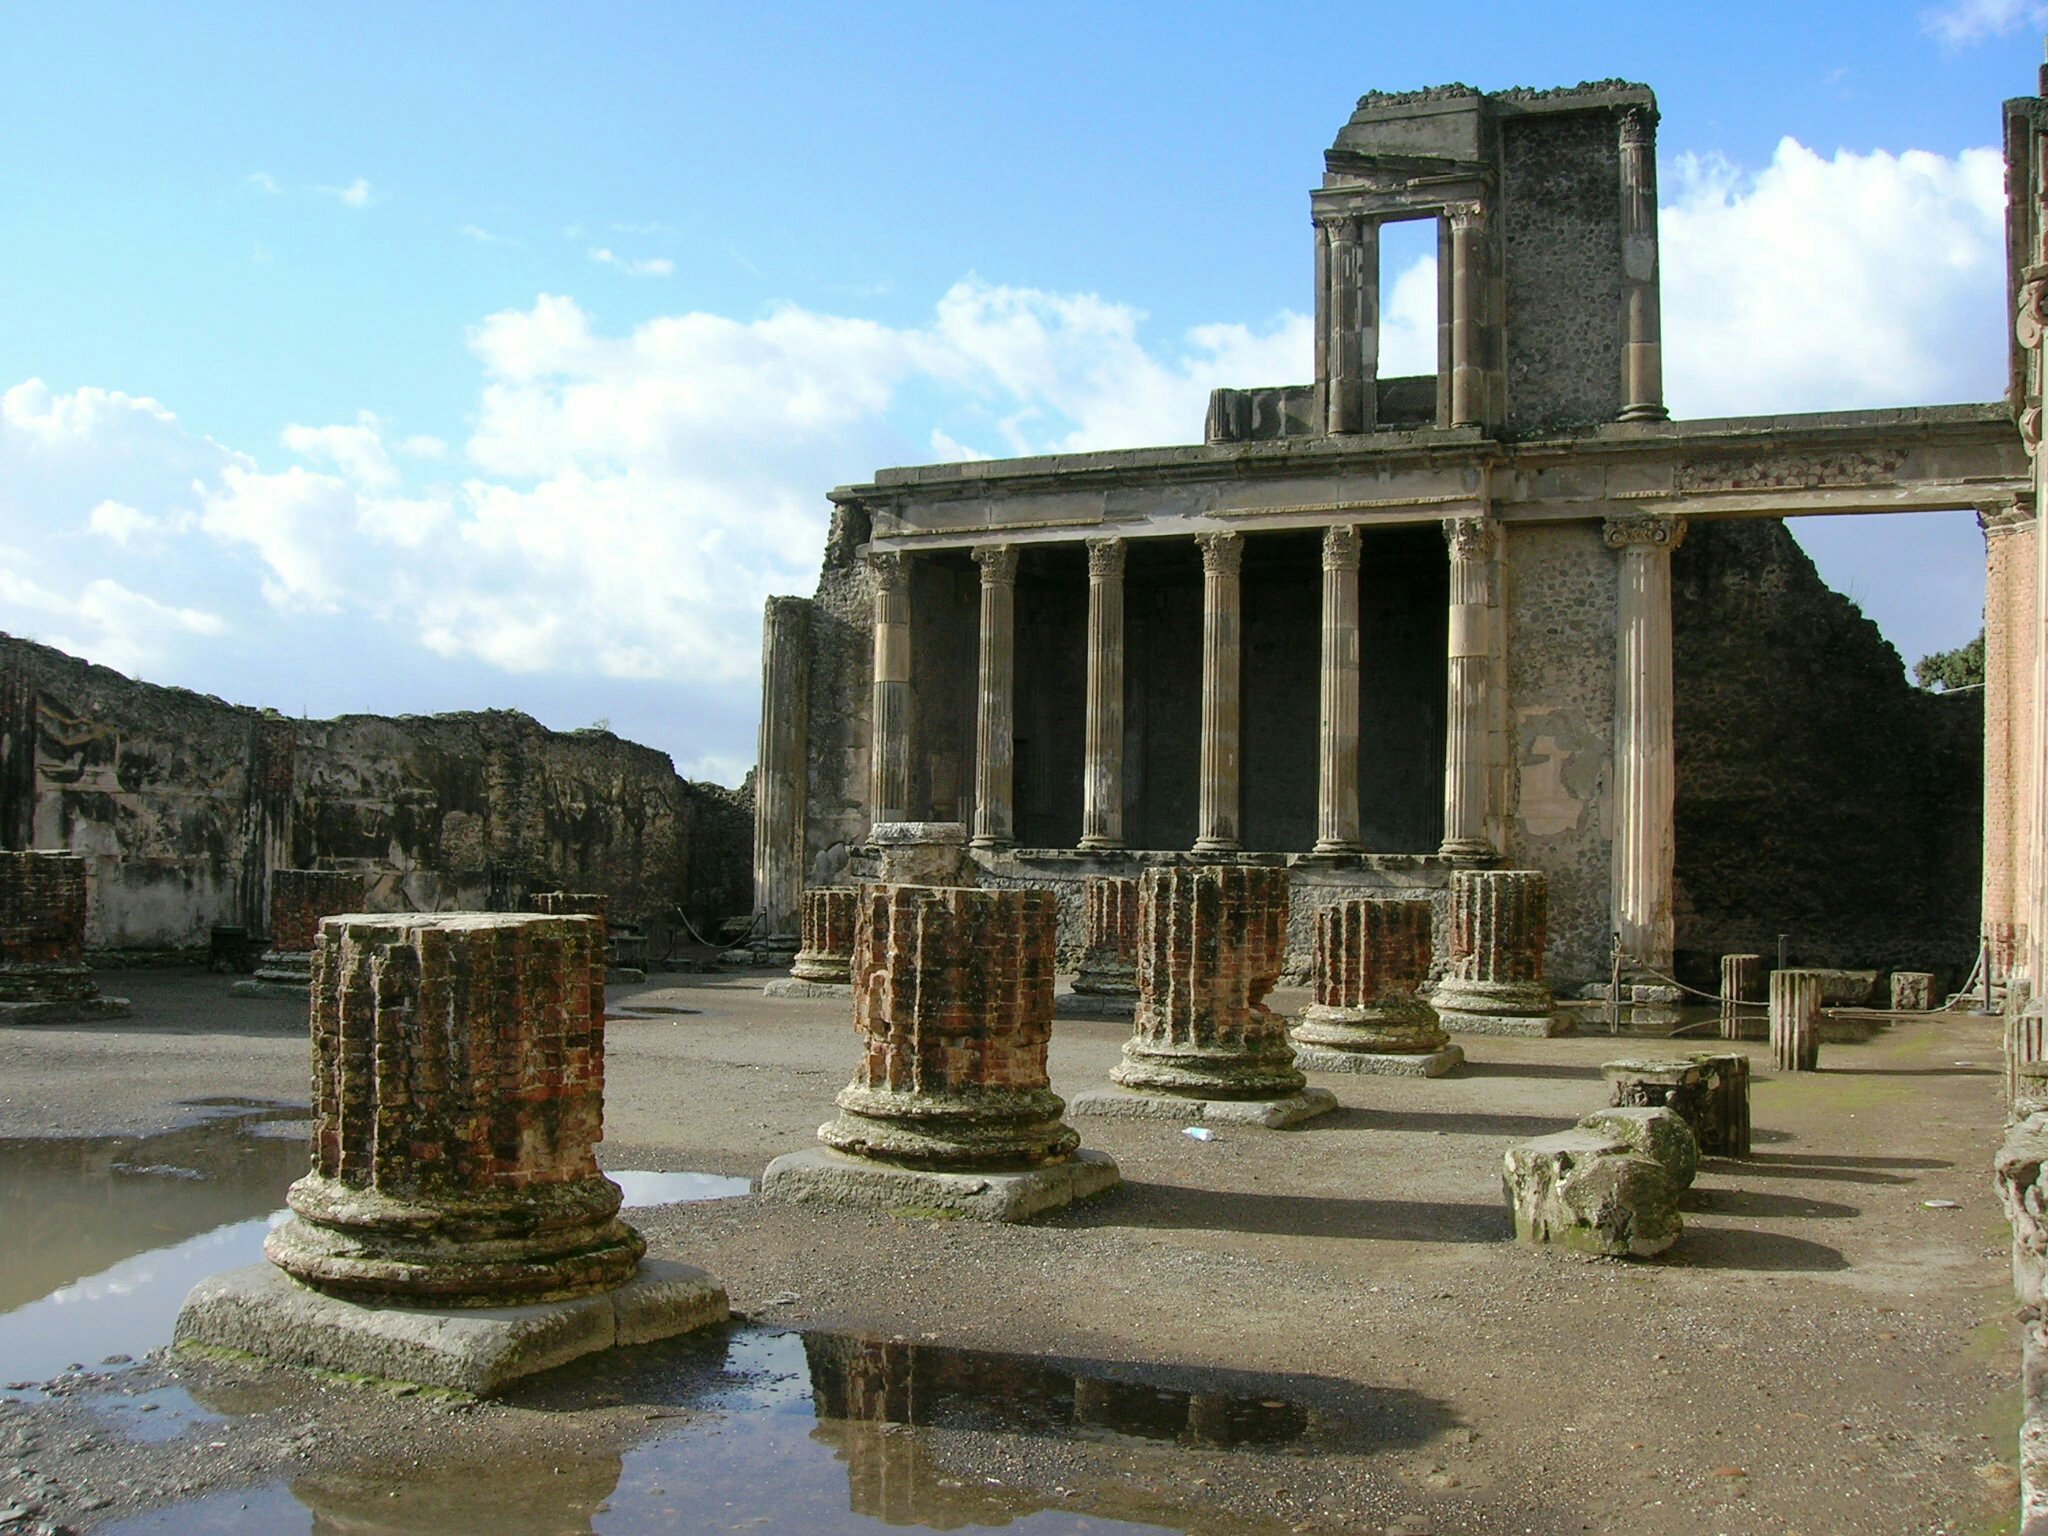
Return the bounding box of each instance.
[764,885,1118,1220]
[1617,104,1668,422]
[1315,525,1363,854]
[869,553,912,826]
[1447,204,1488,429]
[0,850,126,1019]
[1440,517,1498,859]
[1720,953,1762,1040]
[1194,532,1244,853]
[1080,537,1127,850]
[1606,516,1686,977]
[235,867,368,996]
[754,595,810,946]
[1073,866,1335,1127]
[970,544,1018,849]
[1432,869,1561,1036]
[1292,898,1462,1077]
[1066,875,1139,1014]
[1318,215,1378,435]
[1770,968,1824,1073]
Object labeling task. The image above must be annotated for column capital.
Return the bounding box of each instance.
[867,550,907,593]
[1321,523,1361,571]
[1086,536,1127,580]
[1442,515,1497,564]
[972,544,1019,585]
[1446,201,1488,235]
[1196,530,1244,576]
[1602,515,1687,553]
[1981,494,2038,536]
[1617,103,1659,149]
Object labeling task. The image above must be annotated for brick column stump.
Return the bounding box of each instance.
[1071,866,1336,1128]
[1061,876,1140,1019]
[176,913,727,1394]
[767,886,859,998]
[762,885,1119,1220]
[1291,898,1463,1077]
[233,869,367,998]
[0,850,129,1023]
[1431,870,1563,1036]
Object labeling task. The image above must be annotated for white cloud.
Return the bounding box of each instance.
[86,500,156,546]
[589,247,675,278]
[197,463,359,611]
[281,411,401,491]
[245,172,282,195]
[321,177,375,210]
[1923,0,2048,42]
[460,224,517,245]
[1661,137,2007,417]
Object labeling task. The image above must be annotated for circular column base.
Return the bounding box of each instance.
[819,1084,1080,1170]
[790,951,851,984]
[1291,999,1448,1056]
[1110,1036,1306,1101]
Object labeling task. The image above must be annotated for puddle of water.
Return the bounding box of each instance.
[610,1170,751,1206]
[86,1384,226,1444]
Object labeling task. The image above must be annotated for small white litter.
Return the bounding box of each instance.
[1182,1127,1216,1142]
[1921,1199,1963,1210]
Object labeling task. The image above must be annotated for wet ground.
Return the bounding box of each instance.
[0,966,2026,1535]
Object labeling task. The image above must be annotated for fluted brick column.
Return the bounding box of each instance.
[791,886,858,984]
[0,850,94,1003]
[251,868,368,990]
[1432,869,1559,1036]
[970,544,1018,849]
[265,912,642,1304]
[1293,898,1459,1074]
[1770,969,1823,1073]
[869,553,912,826]
[534,890,611,1006]
[1605,515,1685,975]
[1107,866,1306,1100]
[820,885,1078,1168]
[1071,876,1139,998]
[1193,532,1244,853]
[1440,517,1497,859]
[1315,525,1363,853]
[1080,537,1127,850]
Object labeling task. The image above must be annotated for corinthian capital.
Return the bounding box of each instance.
[1321,524,1361,571]
[1085,537,1126,580]
[867,550,907,594]
[1441,516,1496,564]
[1602,515,1687,552]
[1196,530,1244,576]
[972,544,1019,585]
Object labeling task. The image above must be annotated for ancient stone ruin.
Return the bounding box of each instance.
[0,849,128,1022]
[766,885,859,998]
[176,912,725,1392]
[1062,875,1140,1018]
[1291,896,1461,1076]
[761,883,1118,1219]
[1502,1125,1682,1259]
[1770,969,1824,1072]
[533,890,619,994]
[1072,866,1335,1127]
[1431,869,1559,1036]
[232,868,366,997]
[1891,970,1936,1012]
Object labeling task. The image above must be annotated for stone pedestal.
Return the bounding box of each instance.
[869,822,971,887]
[1770,969,1824,1072]
[1891,971,1937,1012]
[234,869,367,997]
[179,912,725,1391]
[767,886,858,998]
[1502,1129,1679,1258]
[1719,953,1762,1040]
[1431,870,1561,1036]
[1072,866,1335,1127]
[0,850,129,1023]
[762,885,1117,1220]
[1574,1105,1697,1190]
[1687,1051,1752,1158]
[1291,898,1461,1077]
[1063,876,1139,1018]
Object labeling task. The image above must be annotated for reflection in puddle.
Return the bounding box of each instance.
[609,1170,751,1206]
[111,1326,1438,1534]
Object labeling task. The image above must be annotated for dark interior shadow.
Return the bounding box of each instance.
[1454,1060,1608,1082]
[1070,1180,1513,1244]
[1682,1186,1860,1219]
[1671,1225,1851,1272]
[1315,1105,1578,1139]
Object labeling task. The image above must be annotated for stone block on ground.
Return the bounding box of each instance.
[1890,971,1937,1012]
[1502,1129,1681,1258]
[1574,1105,1698,1190]
[759,1147,1121,1222]
[1290,1042,1465,1078]
[1068,1086,1339,1128]
[1602,1057,1705,1130]
[1686,1051,1752,1158]
[1998,1112,2048,1305]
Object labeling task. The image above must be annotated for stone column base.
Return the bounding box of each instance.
[1055,990,1137,1020]
[759,1146,1120,1222]
[0,962,100,1004]
[173,1258,727,1397]
[1433,980,1564,1036]
[0,994,132,1026]
[763,977,854,999]
[1068,1086,1337,1128]
[790,952,851,985]
[1290,1042,1464,1078]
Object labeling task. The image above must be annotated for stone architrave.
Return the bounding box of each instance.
[1062,876,1140,1019]
[1072,866,1336,1127]
[1291,898,1463,1077]
[1891,971,1937,1012]
[1770,969,1824,1072]
[0,850,129,1022]
[868,822,971,886]
[1431,870,1562,1036]
[1193,532,1245,853]
[177,912,726,1394]
[761,885,1118,1220]
[767,886,859,998]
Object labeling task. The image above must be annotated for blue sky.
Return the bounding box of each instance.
[0,2,2037,781]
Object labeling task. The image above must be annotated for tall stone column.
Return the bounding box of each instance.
[1292,897,1461,1076]
[1984,498,2038,988]
[868,553,912,826]
[1440,517,1497,859]
[1432,869,1560,1036]
[2020,249,2048,996]
[1605,516,1686,976]
[1080,537,1127,851]
[1318,216,1379,435]
[970,545,1019,849]
[1315,524,1363,853]
[1194,532,1245,853]
[754,595,810,943]
[1617,104,1669,422]
[1447,204,1488,429]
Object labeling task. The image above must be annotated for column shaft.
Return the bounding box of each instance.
[1194,532,1244,853]
[1321,218,1379,435]
[754,595,810,939]
[1448,207,1486,429]
[1440,517,1496,858]
[1080,538,1126,850]
[868,554,911,825]
[1315,525,1362,853]
[1617,105,1669,422]
[970,545,1018,848]
[1606,516,1686,973]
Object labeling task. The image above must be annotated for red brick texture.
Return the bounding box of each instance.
[0,850,96,1002]
[1313,898,1433,1010]
[1447,870,1547,985]
[269,869,368,954]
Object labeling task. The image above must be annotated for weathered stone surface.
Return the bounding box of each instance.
[1770,969,1824,1073]
[1433,870,1562,1035]
[1891,971,1937,1012]
[1603,1057,1704,1125]
[1719,953,1762,1039]
[265,912,644,1306]
[1067,1086,1338,1127]
[1071,876,1139,998]
[2020,1058,2048,1122]
[760,1146,1120,1221]
[1575,1105,1698,1190]
[1293,897,1453,1065]
[819,885,1085,1171]
[790,885,858,984]
[869,822,971,886]
[1998,1112,2048,1305]
[1502,1129,1680,1258]
[1687,1051,1752,1158]
[2024,1321,2048,1536]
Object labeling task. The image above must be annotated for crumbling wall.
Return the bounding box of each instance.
[804,507,878,888]
[1671,519,1983,985]
[0,633,751,952]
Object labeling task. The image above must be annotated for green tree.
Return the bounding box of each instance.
[1913,629,1985,691]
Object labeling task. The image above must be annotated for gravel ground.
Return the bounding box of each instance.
[0,966,2023,1535]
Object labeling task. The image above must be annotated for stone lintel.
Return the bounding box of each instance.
[758,1146,1120,1222]
[174,1259,728,1397]
[1068,1087,1338,1128]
